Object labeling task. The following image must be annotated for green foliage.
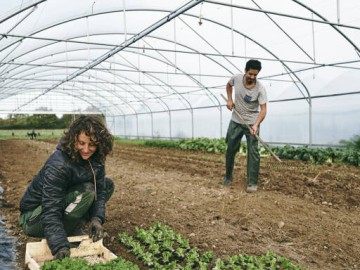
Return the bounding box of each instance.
[178,138,226,153]
[40,222,304,269]
[0,114,65,129]
[340,135,360,151]
[119,222,214,269]
[0,114,103,130]
[92,257,140,270]
[114,138,147,145]
[272,145,360,167]
[41,256,140,270]
[41,257,90,270]
[0,129,64,140]
[214,251,303,270]
[117,137,360,166]
[118,222,303,270]
[144,140,180,149]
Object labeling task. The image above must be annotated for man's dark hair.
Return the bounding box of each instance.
[61,115,113,164]
[245,59,262,72]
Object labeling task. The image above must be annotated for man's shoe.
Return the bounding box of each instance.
[246,185,258,193]
[223,178,232,186]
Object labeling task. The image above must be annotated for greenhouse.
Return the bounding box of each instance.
[1,2,360,270]
[0,0,359,145]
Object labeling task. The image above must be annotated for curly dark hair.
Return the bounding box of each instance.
[61,116,113,164]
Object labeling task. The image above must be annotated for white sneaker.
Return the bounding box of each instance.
[246,185,258,193]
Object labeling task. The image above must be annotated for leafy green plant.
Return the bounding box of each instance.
[41,256,140,270]
[41,257,90,270]
[340,135,360,151]
[272,144,360,166]
[144,140,179,149]
[117,223,304,270]
[118,222,214,268]
[213,251,304,270]
[92,257,140,270]
[128,137,360,166]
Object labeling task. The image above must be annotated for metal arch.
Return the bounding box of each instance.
[7,81,121,118]
[250,0,314,61]
[0,33,230,86]
[0,5,311,110]
[2,58,176,122]
[146,22,224,108]
[202,1,311,103]
[78,65,161,114]
[200,1,316,144]
[11,0,205,111]
[0,5,38,44]
[70,71,160,138]
[0,0,47,24]
[1,6,228,113]
[2,63,152,117]
[50,88,118,118]
[0,80,123,118]
[0,27,354,102]
[1,57,169,130]
[64,80,127,116]
[12,40,357,79]
[0,8,203,52]
[1,85,115,118]
[1,4,358,77]
[0,31,232,109]
[0,35,226,113]
[0,62,167,127]
[0,33,233,104]
[118,47,204,107]
[73,70,158,137]
[291,0,360,54]
[1,44,173,113]
[0,46,173,115]
[1,31,329,70]
[203,1,360,31]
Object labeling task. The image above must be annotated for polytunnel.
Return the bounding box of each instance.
[0,0,359,145]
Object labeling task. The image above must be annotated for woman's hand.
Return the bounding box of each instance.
[54,247,70,260]
[88,217,104,242]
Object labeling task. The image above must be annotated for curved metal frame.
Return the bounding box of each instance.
[0,1,359,143]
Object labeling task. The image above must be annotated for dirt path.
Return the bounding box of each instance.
[0,140,359,269]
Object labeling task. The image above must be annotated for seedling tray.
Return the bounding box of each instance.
[25,235,117,270]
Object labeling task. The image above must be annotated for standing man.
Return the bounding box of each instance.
[223,59,267,192]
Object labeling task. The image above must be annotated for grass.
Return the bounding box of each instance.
[0,130,152,147]
[0,129,65,140]
[114,137,147,145]
[0,130,149,145]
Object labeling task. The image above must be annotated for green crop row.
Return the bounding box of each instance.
[118,222,304,270]
[272,145,360,166]
[41,256,139,270]
[143,138,229,153]
[139,138,360,167]
[41,222,304,269]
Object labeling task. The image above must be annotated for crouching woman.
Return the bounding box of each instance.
[19,116,114,260]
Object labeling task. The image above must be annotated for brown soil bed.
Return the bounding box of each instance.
[0,140,359,269]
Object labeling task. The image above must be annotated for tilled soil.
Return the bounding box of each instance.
[0,140,359,269]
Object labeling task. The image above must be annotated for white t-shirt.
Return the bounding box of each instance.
[228,74,267,125]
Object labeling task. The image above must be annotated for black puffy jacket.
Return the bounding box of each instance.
[19,143,107,255]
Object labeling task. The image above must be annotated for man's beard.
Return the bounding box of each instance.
[245,77,255,84]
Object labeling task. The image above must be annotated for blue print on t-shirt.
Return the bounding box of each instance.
[244,94,252,103]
